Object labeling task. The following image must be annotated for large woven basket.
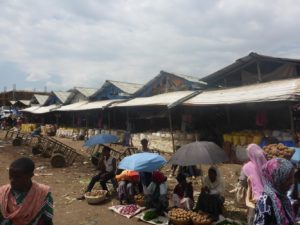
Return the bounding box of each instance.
[191,219,212,225]
[84,191,107,204]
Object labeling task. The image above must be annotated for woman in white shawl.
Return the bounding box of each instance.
[195,166,225,221]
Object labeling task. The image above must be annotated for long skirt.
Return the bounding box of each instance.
[195,193,224,219]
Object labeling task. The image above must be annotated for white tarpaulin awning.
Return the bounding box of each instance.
[31,105,59,114]
[21,105,40,113]
[113,91,196,108]
[184,78,300,106]
[76,99,125,111]
[55,101,88,111]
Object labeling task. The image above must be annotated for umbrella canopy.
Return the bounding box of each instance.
[292,148,300,162]
[169,141,228,166]
[118,152,167,172]
[83,134,118,147]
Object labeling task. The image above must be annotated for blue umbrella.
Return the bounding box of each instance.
[83,134,119,147]
[292,148,300,162]
[118,152,166,172]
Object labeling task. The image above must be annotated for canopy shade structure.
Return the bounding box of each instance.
[184,78,300,106]
[75,99,126,111]
[55,101,88,111]
[31,105,59,114]
[21,105,40,113]
[112,91,197,108]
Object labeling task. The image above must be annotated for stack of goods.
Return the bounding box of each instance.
[223,130,263,146]
[84,190,107,204]
[56,128,76,138]
[263,143,295,160]
[21,123,36,133]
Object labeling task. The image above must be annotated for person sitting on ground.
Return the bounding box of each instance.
[288,169,300,219]
[31,125,42,137]
[195,166,225,221]
[172,173,194,210]
[78,146,116,200]
[116,170,140,204]
[0,157,54,225]
[144,171,168,214]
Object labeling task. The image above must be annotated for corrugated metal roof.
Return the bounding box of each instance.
[113,91,196,108]
[75,87,98,97]
[160,70,206,85]
[55,101,88,111]
[184,78,300,105]
[33,94,49,105]
[19,100,31,106]
[76,99,125,111]
[201,52,300,83]
[107,80,143,94]
[21,105,40,113]
[31,105,59,114]
[53,91,72,104]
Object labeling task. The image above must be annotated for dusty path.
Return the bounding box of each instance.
[0,131,246,224]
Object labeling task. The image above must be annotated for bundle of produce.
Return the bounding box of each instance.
[168,208,191,225]
[190,212,212,225]
[143,210,159,221]
[263,143,294,160]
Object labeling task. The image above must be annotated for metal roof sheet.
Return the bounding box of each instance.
[19,100,31,106]
[75,87,98,97]
[184,78,300,105]
[55,101,88,111]
[31,105,59,114]
[33,94,49,105]
[113,91,196,108]
[21,105,40,113]
[76,99,125,111]
[53,91,72,104]
[107,80,143,94]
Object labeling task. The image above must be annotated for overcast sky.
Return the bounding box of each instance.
[0,0,300,92]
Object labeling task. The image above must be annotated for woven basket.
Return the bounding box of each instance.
[85,191,107,204]
[191,219,212,225]
[169,217,190,225]
[135,199,145,207]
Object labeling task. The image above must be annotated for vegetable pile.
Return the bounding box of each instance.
[143,210,159,221]
[263,143,294,160]
[168,208,191,222]
[120,204,139,216]
[190,212,212,225]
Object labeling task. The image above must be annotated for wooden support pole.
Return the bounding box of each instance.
[168,108,175,153]
[108,109,111,134]
[289,103,295,135]
[256,62,262,82]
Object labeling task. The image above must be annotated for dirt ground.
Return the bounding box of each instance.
[0,131,247,225]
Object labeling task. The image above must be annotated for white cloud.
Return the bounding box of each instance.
[0,0,300,90]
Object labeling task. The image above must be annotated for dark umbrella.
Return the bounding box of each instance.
[169,141,228,166]
[83,134,119,147]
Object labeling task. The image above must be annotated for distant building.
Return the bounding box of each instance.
[134,70,206,97]
[0,90,49,106]
[90,80,143,100]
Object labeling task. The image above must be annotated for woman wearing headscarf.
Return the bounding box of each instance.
[144,171,168,214]
[241,144,267,224]
[195,166,225,220]
[254,158,295,225]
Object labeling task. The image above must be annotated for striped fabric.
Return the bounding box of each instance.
[0,191,53,225]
